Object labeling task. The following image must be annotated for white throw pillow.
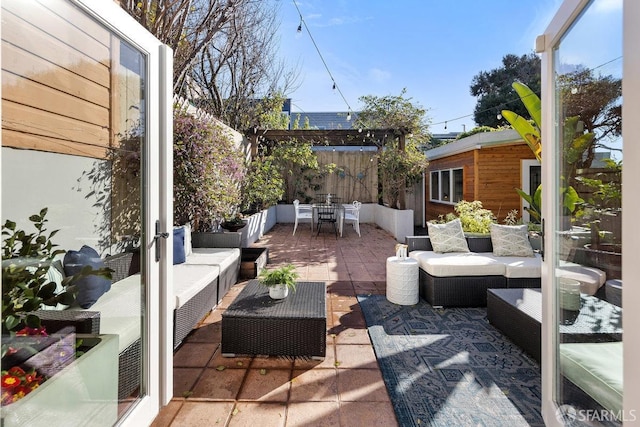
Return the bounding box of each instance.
[490,223,534,257]
[183,223,193,256]
[427,219,470,253]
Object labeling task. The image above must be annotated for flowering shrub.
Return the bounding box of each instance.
[173,106,246,231]
[1,365,43,405]
[1,327,49,405]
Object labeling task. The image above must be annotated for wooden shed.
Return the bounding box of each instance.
[424,129,539,223]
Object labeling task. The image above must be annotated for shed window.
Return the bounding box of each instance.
[430,168,463,204]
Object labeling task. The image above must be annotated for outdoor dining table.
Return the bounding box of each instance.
[311,203,345,236]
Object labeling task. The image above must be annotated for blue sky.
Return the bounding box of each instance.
[275,0,565,133]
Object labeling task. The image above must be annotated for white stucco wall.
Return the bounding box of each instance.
[1,147,113,255]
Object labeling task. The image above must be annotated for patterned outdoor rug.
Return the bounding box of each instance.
[357,294,544,427]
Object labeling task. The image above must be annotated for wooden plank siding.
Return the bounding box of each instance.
[312,151,378,203]
[425,143,536,223]
[1,1,115,158]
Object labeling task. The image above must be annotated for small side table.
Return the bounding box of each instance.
[386,256,419,305]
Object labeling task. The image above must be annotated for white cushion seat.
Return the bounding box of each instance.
[409,251,505,277]
[557,261,606,296]
[560,341,623,415]
[77,274,141,353]
[173,264,221,309]
[499,253,542,278]
[187,247,241,272]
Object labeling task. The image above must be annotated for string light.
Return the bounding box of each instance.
[293,0,352,116]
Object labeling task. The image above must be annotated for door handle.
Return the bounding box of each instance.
[154,220,169,262]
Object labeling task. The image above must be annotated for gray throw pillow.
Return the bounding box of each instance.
[427,219,470,253]
[490,223,535,257]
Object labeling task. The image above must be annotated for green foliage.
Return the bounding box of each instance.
[1,209,112,334]
[378,140,429,209]
[173,106,246,231]
[501,82,542,161]
[269,141,327,203]
[430,201,497,233]
[471,53,541,127]
[251,93,291,130]
[241,156,285,212]
[515,185,542,223]
[453,200,496,234]
[258,264,299,289]
[354,88,431,147]
[575,159,622,210]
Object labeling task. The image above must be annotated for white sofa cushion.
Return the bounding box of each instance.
[556,261,606,296]
[409,251,505,277]
[188,248,240,272]
[560,342,622,414]
[87,274,141,353]
[173,264,220,309]
[498,253,542,278]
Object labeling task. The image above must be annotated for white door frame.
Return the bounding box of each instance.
[539,0,640,425]
[521,159,541,224]
[71,1,173,425]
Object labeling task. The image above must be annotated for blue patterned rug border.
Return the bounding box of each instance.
[357,294,544,427]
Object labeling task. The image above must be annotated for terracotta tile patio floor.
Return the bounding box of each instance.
[151,222,401,427]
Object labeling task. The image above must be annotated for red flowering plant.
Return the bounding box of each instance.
[1,327,48,404]
[2,209,111,404]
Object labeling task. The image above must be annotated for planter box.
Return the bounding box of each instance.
[240,247,269,279]
[1,333,118,427]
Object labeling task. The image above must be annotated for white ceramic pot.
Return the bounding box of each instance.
[269,284,289,299]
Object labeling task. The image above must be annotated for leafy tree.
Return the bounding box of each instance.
[355,89,430,208]
[121,0,298,130]
[557,67,622,169]
[354,88,431,147]
[470,53,541,127]
[241,157,285,212]
[378,140,429,209]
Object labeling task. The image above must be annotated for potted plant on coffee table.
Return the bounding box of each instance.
[258,264,299,299]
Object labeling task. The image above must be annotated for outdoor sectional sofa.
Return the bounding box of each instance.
[37,230,240,400]
[406,231,608,308]
[406,234,542,307]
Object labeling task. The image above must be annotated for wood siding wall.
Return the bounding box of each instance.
[312,151,378,203]
[2,1,115,158]
[425,143,536,222]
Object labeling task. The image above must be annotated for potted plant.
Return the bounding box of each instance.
[221,214,247,232]
[258,264,299,299]
[2,208,113,406]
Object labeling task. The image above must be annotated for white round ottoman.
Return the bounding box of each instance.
[386,256,419,305]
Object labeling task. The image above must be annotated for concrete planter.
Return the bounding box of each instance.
[241,206,277,247]
[374,204,414,243]
[275,203,413,243]
[1,334,118,427]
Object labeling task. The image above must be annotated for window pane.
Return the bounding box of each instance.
[453,169,463,202]
[552,0,622,420]
[440,170,450,202]
[431,171,439,200]
[1,0,146,424]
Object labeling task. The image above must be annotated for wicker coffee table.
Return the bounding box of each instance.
[221,280,326,359]
[487,288,622,363]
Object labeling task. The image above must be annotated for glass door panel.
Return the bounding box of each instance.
[1,0,154,424]
[551,0,623,422]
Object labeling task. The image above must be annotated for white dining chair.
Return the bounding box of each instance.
[293,199,313,235]
[341,201,362,237]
